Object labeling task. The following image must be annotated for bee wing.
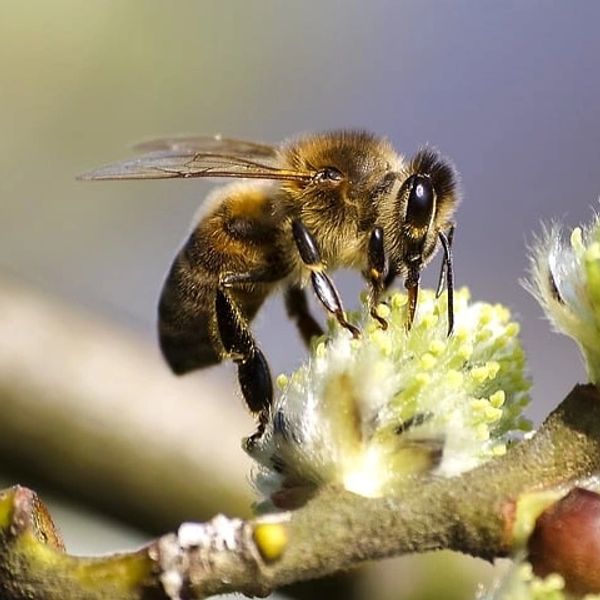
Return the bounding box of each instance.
[133,135,277,159]
[79,150,311,182]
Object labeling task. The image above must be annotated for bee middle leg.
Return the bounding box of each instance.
[405,267,421,331]
[291,219,360,338]
[366,226,389,329]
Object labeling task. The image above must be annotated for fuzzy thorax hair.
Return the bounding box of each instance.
[246,288,531,510]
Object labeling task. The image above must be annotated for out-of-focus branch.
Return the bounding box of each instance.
[0,278,255,532]
[1,384,598,600]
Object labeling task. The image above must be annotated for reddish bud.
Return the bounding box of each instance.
[528,487,600,594]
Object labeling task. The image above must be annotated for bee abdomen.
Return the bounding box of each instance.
[158,254,221,375]
[158,248,273,375]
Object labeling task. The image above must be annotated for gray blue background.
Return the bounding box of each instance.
[1,2,598,595]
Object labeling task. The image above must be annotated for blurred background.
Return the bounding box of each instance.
[1,1,599,598]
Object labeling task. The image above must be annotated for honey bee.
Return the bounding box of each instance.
[81,130,459,430]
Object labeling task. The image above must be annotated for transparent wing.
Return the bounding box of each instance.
[79,150,311,182]
[133,135,277,159]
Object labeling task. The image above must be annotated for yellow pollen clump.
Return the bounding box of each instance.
[457,343,474,362]
[428,339,446,356]
[570,226,584,252]
[491,444,507,456]
[484,406,503,423]
[586,240,600,261]
[471,366,492,384]
[492,336,509,351]
[420,313,438,329]
[486,361,500,378]
[476,328,493,343]
[371,328,392,355]
[253,522,288,564]
[375,303,391,319]
[505,322,520,337]
[476,423,490,441]
[445,369,463,387]
[495,305,511,323]
[276,374,289,390]
[470,398,488,411]
[478,305,494,325]
[490,390,506,408]
[414,373,431,387]
[391,293,407,308]
[419,353,436,370]
[453,326,470,343]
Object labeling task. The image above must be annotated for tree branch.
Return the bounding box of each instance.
[1,384,598,599]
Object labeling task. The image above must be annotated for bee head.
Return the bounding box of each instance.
[393,148,459,277]
[279,130,401,217]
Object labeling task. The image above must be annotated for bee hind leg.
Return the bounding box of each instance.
[291,219,360,338]
[215,288,273,417]
[284,285,324,347]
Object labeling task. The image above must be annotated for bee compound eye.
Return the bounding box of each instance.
[317,166,343,182]
[405,174,435,227]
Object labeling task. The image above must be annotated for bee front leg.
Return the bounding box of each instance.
[284,285,324,347]
[366,226,389,329]
[435,224,455,297]
[435,224,455,336]
[215,288,273,424]
[291,219,360,338]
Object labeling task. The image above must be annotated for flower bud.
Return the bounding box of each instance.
[528,487,600,594]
